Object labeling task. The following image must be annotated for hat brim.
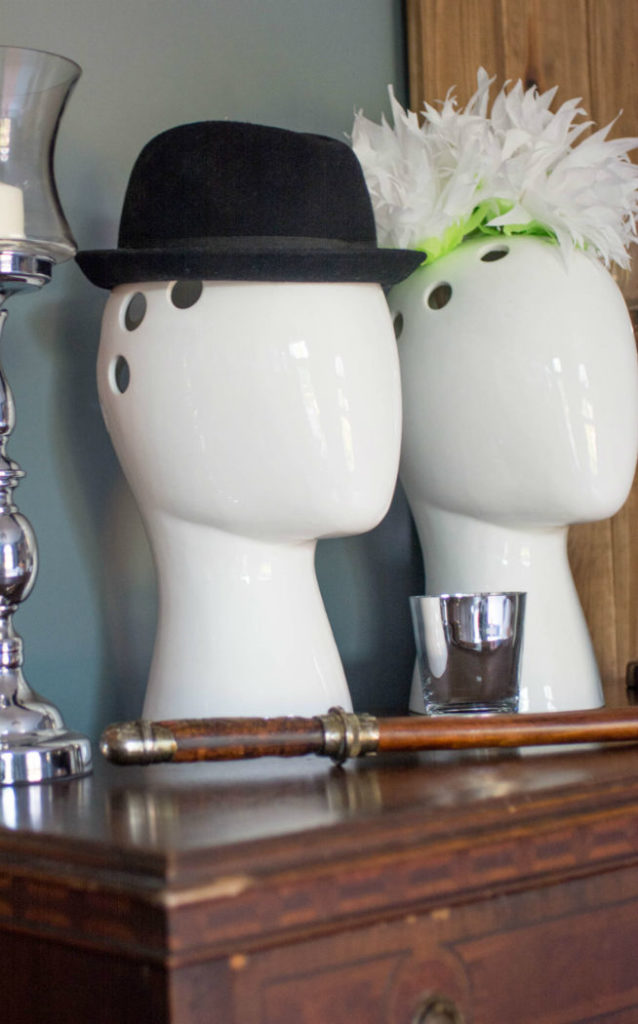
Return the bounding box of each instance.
[76,244,424,290]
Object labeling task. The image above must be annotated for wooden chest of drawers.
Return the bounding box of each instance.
[2,741,638,1022]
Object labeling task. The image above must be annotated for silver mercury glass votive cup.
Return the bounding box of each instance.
[0,46,91,783]
[410,592,526,715]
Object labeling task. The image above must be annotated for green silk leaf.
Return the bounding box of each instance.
[413,199,557,263]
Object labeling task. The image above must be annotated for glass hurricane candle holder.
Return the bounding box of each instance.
[0,46,91,783]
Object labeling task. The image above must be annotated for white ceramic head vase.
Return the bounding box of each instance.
[353,72,638,712]
[78,121,421,719]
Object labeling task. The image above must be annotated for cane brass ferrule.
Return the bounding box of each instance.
[321,707,380,764]
[100,720,178,765]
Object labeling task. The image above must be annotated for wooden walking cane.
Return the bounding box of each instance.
[100,705,638,767]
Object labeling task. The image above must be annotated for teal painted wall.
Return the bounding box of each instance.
[0,0,423,740]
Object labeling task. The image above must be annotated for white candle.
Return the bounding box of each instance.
[0,183,24,239]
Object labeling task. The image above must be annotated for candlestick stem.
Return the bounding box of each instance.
[0,295,91,783]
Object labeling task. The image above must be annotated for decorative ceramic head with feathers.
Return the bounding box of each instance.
[352,68,638,269]
[354,73,638,720]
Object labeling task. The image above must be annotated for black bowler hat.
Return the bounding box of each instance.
[76,120,423,289]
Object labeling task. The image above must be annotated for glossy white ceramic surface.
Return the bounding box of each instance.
[97,280,401,718]
[391,235,638,712]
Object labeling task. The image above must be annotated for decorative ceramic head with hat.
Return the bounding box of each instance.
[78,120,421,721]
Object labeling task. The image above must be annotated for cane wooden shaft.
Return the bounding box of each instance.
[156,715,325,762]
[376,708,638,751]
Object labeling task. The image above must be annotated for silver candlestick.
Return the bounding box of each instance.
[0,49,91,783]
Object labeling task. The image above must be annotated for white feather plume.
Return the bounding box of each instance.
[351,69,638,268]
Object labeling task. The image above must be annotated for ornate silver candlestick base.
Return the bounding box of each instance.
[0,257,91,784]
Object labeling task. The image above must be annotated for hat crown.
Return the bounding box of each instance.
[118,120,378,250]
[76,119,424,288]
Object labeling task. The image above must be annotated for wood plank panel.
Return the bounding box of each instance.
[404,0,638,703]
[405,0,591,110]
[405,0,505,109]
[587,0,638,702]
[609,470,638,704]
[498,0,591,104]
[587,0,638,133]
[567,519,618,697]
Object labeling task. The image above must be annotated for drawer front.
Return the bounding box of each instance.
[207,866,638,1024]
